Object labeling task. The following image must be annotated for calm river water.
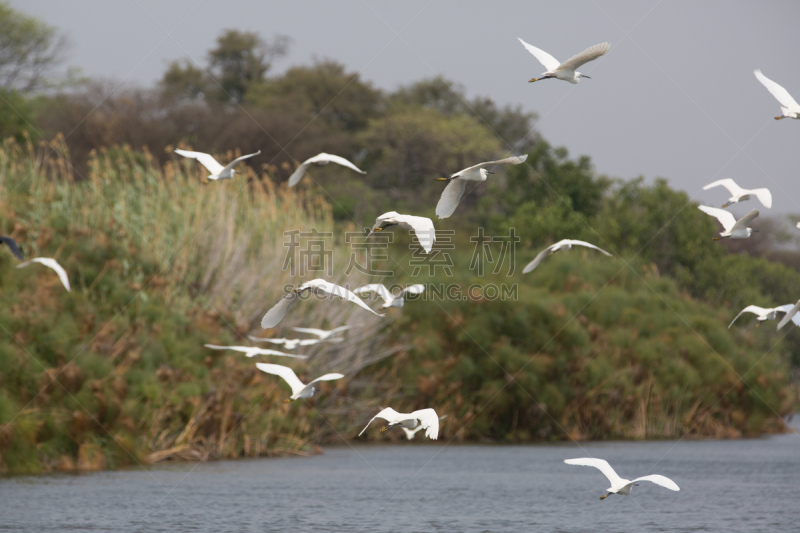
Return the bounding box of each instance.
[1,422,799,532]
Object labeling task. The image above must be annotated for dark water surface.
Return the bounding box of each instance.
[1,424,799,532]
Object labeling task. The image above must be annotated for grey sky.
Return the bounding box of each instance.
[10,0,800,215]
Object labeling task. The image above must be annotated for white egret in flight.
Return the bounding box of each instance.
[245,336,334,350]
[518,38,611,84]
[354,283,425,309]
[369,212,435,253]
[698,206,759,240]
[261,279,384,329]
[0,236,23,260]
[359,407,440,440]
[255,363,344,402]
[702,179,772,209]
[564,458,680,500]
[16,258,70,291]
[728,304,800,328]
[777,299,800,331]
[523,239,611,274]
[203,344,307,359]
[754,69,800,120]
[174,149,260,181]
[402,415,446,440]
[291,326,355,340]
[288,153,365,187]
[435,155,528,219]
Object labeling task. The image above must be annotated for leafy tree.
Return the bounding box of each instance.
[391,76,538,151]
[0,87,38,141]
[208,30,288,103]
[160,29,288,104]
[160,60,207,101]
[247,60,383,132]
[0,2,66,93]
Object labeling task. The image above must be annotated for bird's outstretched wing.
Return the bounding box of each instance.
[698,205,737,232]
[410,408,440,440]
[522,245,556,274]
[436,179,468,219]
[754,69,800,109]
[777,299,800,330]
[219,150,261,175]
[454,155,529,177]
[16,258,70,291]
[203,344,305,359]
[353,283,393,304]
[630,475,680,491]
[703,178,745,197]
[564,458,626,488]
[728,305,770,328]
[328,325,355,336]
[255,363,305,396]
[731,209,759,233]
[394,214,436,253]
[0,236,23,260]
[291,327,328,338]
[289,153,366,187]
[565,240,613,257]
[247,336,287,345]
[778,304,800,326]
[403,284,425,296]
[750,188,772,209]
[517,38,560,71]
[359,407,401,436]
[174,149,225,175]
[308,372,345,386]
[303,279,385,317]
[558,42,611,72]
[261,292,300,328]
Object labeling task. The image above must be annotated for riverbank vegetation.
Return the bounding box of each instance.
[0,5,797,474]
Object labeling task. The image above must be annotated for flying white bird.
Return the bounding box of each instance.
[359,407,440,440]
[728,304,800,328]
[245,336,334,350]
[522,239,612,274]
[261,279,384,329]
[255,362,344,402]
[754,69,800,120]
[354,283,425,309]
[288,153,366,187]
[402,415,446,440]
[369,211,435,253]
[174,149,260,181]
[0,236,23,260]
[518,38,611,84]
[777,299,800,331]
[291,325,355,340]
[564,458,680,500]
[702,179,772,209]
[203,344,307,359]
[435,155,528,219]
[698,206,759,240]
[16,258,70,291]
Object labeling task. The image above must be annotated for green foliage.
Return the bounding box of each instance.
[247,60,383,132]
[160,29,289,104]
[0,1,64,93]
